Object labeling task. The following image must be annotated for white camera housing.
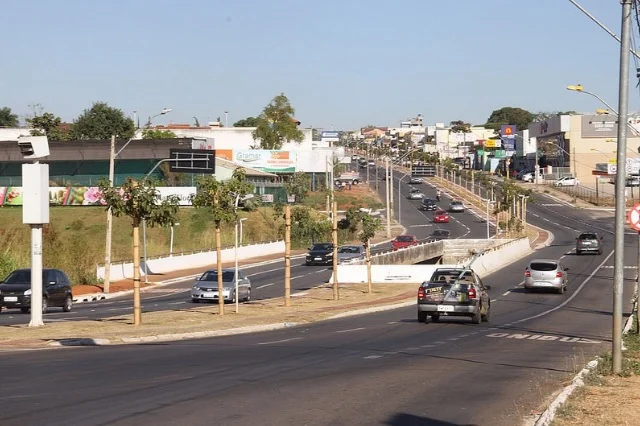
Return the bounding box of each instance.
[17,135,50,159]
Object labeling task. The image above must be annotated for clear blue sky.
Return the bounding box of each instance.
[2,0,639,130]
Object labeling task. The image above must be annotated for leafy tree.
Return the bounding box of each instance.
[484,107,534,131]
[283,172,310,202]
[290,206,331,247]
[338,207,364,234]
[27,112,73,141]
[73,102,135,139]
[359,215,381,294]
[252,93,304,149]
[141,129,177,139]
[0,107,18,127]
[98,178,180,324]
[450,120,471,133]
[233,116,260,127]
[191,169,253,315]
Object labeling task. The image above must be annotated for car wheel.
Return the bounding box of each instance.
[244,288,252,302]
[481,304,490,323]
[576,250,581,256]
[21,307,29,313]
[42,297,48,314]
[418,311,427,323]
[471,307,481,324]
[62,295,72,312]
[431,314,440,322]
[598,249,602,255]
[556,285,564,295]
[192,298,200,303]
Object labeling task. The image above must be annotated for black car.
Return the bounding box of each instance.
[420,198,438,211]
[427,229,451,241]
[305,243,334,266]
[0,268,73,314]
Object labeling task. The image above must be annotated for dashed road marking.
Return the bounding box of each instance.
[363,355,383,359]
[486,332,601,344]
[335,327,365,334]
[257,337,303,345]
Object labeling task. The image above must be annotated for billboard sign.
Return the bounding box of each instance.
[581,115,618,138]
[501,124,516,150]
[0,187,197,206]
[155,187,196,206]
[235,150,296,172]
[485,139,501,148]
[321,131,340,142]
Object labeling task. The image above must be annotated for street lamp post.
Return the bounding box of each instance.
[104,108,172,293]
[239,217,248,246]
[169,222,180,256]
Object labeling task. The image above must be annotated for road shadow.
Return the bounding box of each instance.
[384,412,478,426]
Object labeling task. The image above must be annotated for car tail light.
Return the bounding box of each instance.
[417,287,425,298]
[525,270,531,277]
[468,286,477,299]
[556,271,563,278]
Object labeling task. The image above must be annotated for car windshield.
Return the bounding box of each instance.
[579,233,598,240]
[423,199,435,204]
[395,236,414,242]
[451,201,462,205]
[311,244,332,251]
[200,271,235,282]
[410,189,420,193]
[338,246,360,254]
[3,270,51,284]
[433,230,450,237]
[529,262,557,272]
[430,270,473,284]
[435,210,446,215]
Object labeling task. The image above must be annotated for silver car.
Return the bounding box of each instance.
[337,245,365,264]
[408,189,425,200]
[449,200,465,213]
[409,177,423,184]
[191,268,252,303]
[524,259,569,294]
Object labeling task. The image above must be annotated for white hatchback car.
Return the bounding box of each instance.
[524,259,569,294]
[554,177,580,186]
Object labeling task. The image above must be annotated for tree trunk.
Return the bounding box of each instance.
[365,240,372,294]
[132,221,142,326]
[216,224,224,316]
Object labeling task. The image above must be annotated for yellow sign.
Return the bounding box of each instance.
[485,139,500,148]
[608,159,616,165]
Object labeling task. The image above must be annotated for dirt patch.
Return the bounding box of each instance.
[0,283,417,346]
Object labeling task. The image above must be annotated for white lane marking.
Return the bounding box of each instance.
[491,299,498,302]
[501,291,510,296]
[257,337,303,345]
[363,355,383,359]
[387,321,398,324]
[486,332,601,344]
[421,344,435,348]
[434,341,446,345]
[513,251,615,325]
[335,327,366,334]
[256,283,274,290]
[168,301,186,305]
[404,347,420,351]
[447,337,460,341]
[600,265,637,269]
[107,307,130,312]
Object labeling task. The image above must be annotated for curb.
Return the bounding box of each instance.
[531,308,637,426]
[327,299,414,320]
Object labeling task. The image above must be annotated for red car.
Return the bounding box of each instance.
[433,210,450,223]
[392,235,418,250]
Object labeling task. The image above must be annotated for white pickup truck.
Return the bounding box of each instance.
[335,172,361,185]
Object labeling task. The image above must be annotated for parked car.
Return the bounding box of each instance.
[554,176,580,186]
[576,232,603,255]
[191,268,252,303]
[427,229,451,242]
[524,259,569,294]
[627,176,640,187]
[337,245,366,264]
[409,177,423,184]
[368,160,376,166]
[392,235,419,250]
[449,200,465,213]
[0,268,73,314]
[306,243,334,265]
[407,188,425,200]
[417,267,491,324]
[420,198,438,211]
[433,210,450,223]
[515,169,533,180]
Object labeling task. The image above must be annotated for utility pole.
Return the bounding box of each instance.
[390,160,394,219]
[284,205,291,307]
[612,0,633,374]
[332,201,339,300]
[385,157,391,238]
[572,146,577,203]
[104,135,115,294]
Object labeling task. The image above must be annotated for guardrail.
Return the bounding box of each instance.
[97,240,285,282]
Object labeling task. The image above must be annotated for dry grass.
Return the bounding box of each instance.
[0,283,416,344]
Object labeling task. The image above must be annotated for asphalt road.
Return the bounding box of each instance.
[0,165,488,326]
[0,190,635,425]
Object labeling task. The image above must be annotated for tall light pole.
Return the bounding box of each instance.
[104,108,172,292]
[385,157,391,238]
[239,217,248,245]
[610,0,633,374]
[169,222,180,256]
[224,111,229,127]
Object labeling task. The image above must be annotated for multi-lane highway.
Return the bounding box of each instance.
[1,168,634,425]
[0,164,487,325]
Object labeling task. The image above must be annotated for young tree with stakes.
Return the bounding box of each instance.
[191,169,253,315]
[359,214,381,294]
[99,178,180,326]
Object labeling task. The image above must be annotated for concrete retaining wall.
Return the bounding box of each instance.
[331,264,462,285]
[97,241,285,282]
[347,241,445,266]
[459,238,532,279]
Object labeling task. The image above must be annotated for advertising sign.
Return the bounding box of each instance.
[606,158,640,175]
[235,150,296,172]
[485,139,501,148]
[321,131,340,142]
[581,115,618,138]
[261,194,274,203]
[0,187,198,206]
[500,124,516,150]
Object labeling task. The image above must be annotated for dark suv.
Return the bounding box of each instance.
[305,243,334,266]
[420,198,438,211]
[576,232,603,255]
[0,268,73,313]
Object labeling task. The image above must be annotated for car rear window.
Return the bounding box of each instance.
[396,236,414,242]
[433,230,450,237]
[579,233,597,240]
[338,246,360,253]
[311,244,332,251]
[529,262,557,271]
